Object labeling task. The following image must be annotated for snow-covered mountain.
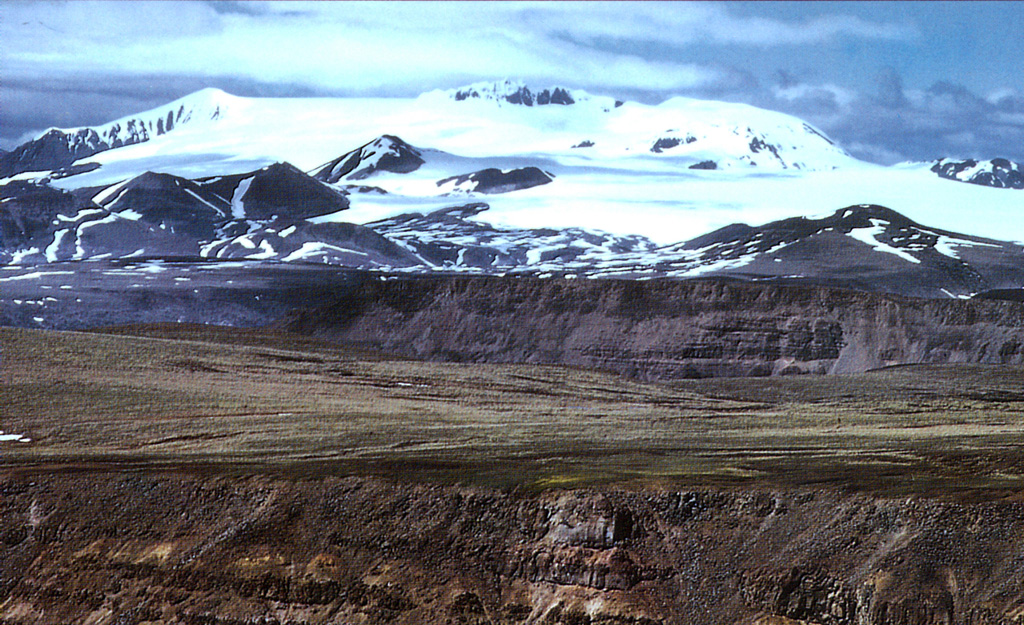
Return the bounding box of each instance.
[4,80,1024,301]
[1,81,857,185]
[4,81,1023,246]
[931,158,1024,189]
[0,88,233,180]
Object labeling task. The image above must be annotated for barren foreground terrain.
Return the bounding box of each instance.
[2,324,1024,624]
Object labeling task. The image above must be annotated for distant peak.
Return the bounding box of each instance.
[447,80,581,106]
[172,87,238,109]
[183,86,233,99]
[310,135,425,184]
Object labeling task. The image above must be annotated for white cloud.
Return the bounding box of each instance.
[773,83,858,108]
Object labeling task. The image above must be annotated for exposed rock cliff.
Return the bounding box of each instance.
[281,276,1024,378]
[2,473,1023,625]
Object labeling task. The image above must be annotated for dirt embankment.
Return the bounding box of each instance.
[280,276,1024,379]
[2,473,1023,625]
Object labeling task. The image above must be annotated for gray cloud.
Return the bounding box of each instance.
[759,71,1024,164]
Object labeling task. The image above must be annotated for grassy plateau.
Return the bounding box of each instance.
[3,323,1024,499]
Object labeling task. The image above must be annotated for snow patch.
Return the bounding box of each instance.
[116,209,143,221]
[10,247,40,264]
[184,188,226,215]
[281,242,367,262]
[847,220,921,264]
[0,431,32,443]
[90,179,130,204]
[247,239,277,259]
[45,230,68,262]
[230,177,253,219]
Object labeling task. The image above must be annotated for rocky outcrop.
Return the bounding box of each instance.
[2,473,1023,625]
[0,128,109,179]
[931,158,1024,189]
[671,205,1024,300]
[437,167,554,194]
[0,181,81,249]
[452,81,577,106]
[281,275,1024,378]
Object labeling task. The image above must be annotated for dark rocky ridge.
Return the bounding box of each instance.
[2,472,1023,625]
[671,205,1024,299]
[0,165,418,267]
[369,203,655,270]
[199,162,350,221]
[281,275,1024,379]
[0,181,79,249]
[0,128,109,179]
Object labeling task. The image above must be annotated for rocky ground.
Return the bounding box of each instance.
[2,324,1024,624]
[3,472,1024,625]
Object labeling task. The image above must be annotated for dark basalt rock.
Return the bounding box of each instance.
[210,220,421,268]
[96,171,229,240]
[44,162,103,181]
[689,160,717,170]
[651,138,681,153]
[572,140,595,149]
[201,162,350,220]
[667,204,1024,300]
[437,167,554,194]
[974,288,1024,303]
[652,135,697,153]
[748,136,784,164]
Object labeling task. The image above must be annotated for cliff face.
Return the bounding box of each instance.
[2,473,1023,625]
[281,276,1024,379]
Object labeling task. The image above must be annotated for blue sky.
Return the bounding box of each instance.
[2,1,1023,163]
